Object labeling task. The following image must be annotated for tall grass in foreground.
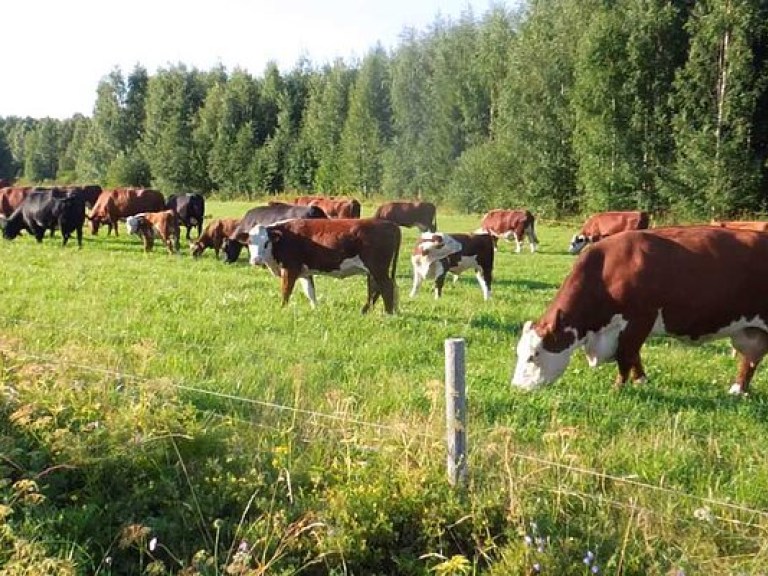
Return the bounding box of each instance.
[1,203,768,574]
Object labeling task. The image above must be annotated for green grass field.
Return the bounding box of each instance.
[2,201,768,575]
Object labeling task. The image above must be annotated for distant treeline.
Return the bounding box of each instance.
[2,0,768,218]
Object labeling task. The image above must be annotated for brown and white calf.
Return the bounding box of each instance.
[126,210,179,254]
[568,210,649,254]
[247,218,401,314]
[513,226,768,395]
[373,201,437,232]
[190,218,241,258]
[478,209,538,253]
[410,232,494,300]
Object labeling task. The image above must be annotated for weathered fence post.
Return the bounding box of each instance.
[445,337,467,487]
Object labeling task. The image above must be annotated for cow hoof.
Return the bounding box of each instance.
[729,383,746,395]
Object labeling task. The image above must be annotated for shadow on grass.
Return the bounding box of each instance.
[620,382,768,416]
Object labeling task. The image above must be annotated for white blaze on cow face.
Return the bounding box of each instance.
[512,321,578,390]
[568,234,588,254]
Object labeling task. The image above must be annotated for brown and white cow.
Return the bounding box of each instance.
[513,226,768,395]
[126,210,179,254]
[190,218,242,258]
[410,232,494,300]
[710,220,768,232]
[89,188,166,235]
[247,218,401,314]
[568,210,649,254]
[373,201,437,232]
[294,195,361,219]
[478,209,538,253]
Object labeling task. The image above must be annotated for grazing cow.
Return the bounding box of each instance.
[373,201,437,232]
[223,203,328,263]
[568,210,649,254]
[0,187,32,217]
[512,226,768,395]
[710,220,768,232]
[248,218,401,314]
[125,210,179,254]
[410,232,495,300]
[190,218,242,258]
[0,189,86,247]
[294,195,361,219]
[88,188,165,235]
[167,193,206,239]
[478,209,539,253]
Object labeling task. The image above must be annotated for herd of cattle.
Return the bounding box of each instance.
[3,184,768,395]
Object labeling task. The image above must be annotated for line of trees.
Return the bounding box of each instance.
[2,0,768,218]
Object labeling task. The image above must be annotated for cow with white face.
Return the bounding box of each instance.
[513,226,768,395]
[410,232,494,300]
[248,218,401,314]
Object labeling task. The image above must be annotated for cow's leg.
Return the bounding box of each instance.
[613,317,654,388]
[76,226,83,249]
[729,328,768,394]
[299,276,318,309]
[378,275,398,314]
[513,233,522,253]
[434,271,448,299]
[475,267,491,300]
[409,266,424,298]
[362,275,382,314]
[280,269,300,307]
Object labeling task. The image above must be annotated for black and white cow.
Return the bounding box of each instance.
[0,189,86,247]
[410,232,494,300]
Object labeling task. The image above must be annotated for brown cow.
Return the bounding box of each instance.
[89,188,165,235]
[568,210,649,254]
[247,218,401,314]
[513,226,768,395]
[125,210,179,254]
[410,232,495,300]
[0,187,32,217]
[293,195,361,218]
[190,218,242,258]
[478,209,539,253]
[711,220,768,232]
[373,201,437,232]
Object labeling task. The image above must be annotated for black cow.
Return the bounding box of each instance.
[0,189,86,247]
[166,193,206,240]
[223,202,328,263]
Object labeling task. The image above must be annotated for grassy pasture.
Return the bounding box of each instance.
[2,201,768,575]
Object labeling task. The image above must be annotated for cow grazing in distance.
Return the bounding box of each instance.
[126,210,179,254]
[167,193,206,239]
[248,218,401,314]
[710,220,768,232]
[373,201,437,232]
[410,232,495,300]
[88,188,166,235]
[512,226,768,395]
[478,209,539,253]
[0,189,86,247]
[0,187,32,217]
[222,202,328,263]
[568,210,649,254]
[190,218,242,258]
[293,195,361,219]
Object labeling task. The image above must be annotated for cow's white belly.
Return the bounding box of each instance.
[653,311,768,341]
[303,256,369,278]
[449,255,478,275]
[584,314,628,367]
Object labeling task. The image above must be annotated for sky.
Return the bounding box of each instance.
[2,0,505,120]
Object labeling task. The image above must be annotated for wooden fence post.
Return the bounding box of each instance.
[445,337,467,487]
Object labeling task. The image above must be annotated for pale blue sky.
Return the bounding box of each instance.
[2,0,511,119]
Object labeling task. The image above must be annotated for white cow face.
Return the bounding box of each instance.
[248,225,276,268]
[415,232,461,263]
[568,234,588,255]
[512,321,575,390]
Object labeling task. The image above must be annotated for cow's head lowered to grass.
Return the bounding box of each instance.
[247,224,280,275]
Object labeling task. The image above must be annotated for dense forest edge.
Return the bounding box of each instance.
[4,1,768,220]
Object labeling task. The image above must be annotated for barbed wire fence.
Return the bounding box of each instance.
[3,334,768,538]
